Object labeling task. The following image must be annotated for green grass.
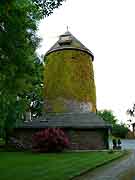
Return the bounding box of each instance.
[0,151,125,180]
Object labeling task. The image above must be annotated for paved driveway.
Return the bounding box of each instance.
[121,139,135,150]
[74,140,135,180]
[74,151,134,180]
[109,139,135,150]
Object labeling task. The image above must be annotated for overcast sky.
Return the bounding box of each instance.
[37,0,135,124]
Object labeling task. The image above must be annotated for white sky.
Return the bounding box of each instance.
[37,0,135,124]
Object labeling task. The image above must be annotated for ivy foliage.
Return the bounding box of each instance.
[44,50,96,112]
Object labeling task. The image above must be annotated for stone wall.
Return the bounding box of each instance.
[66,129,108,150]
[10,128,109,150]
[10,128,37,149]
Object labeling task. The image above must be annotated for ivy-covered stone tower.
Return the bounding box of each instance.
[12,31,110,151]
[44,31,96,113]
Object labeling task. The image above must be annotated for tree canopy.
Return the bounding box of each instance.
[0,0,65,139]
[32,0,65,17]
[97,110,129,138]
[97,110,117,126]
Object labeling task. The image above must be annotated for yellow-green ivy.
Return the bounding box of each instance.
[44,50,96,112]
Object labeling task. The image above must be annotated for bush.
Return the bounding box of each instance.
[32,128,70,152]
[0,138,5,145]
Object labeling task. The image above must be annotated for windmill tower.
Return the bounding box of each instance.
[44,31,96,113]
[12,31,110,150]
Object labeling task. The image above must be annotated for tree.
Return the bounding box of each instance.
[126,104,135,128]
[97,110,129,138]
[112,124,128,138]
[97,110,117,126]
[25,58,44,118]
[0,0,64,140]
[32,0,65,17]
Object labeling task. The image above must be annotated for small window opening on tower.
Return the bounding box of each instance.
[58,35,72,45]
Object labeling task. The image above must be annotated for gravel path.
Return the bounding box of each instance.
[73,151,135,180]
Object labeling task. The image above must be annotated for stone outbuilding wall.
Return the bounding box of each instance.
[66,129,109,150]
[10,127,109,150]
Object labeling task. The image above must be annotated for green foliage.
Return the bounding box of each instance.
[126,103,135,129]
[97,110,129,138]
[32,0,65,17]
[0,1,39,93]
[44,50,96,112]
[0,1,40,138]
[112,124,129,138]
[25,59,44,118]
[0,138,5,145]
[0,0,64,138]
[127,104,135,117]
[97,110,117,125]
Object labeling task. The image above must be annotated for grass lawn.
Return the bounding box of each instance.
[0,150,125,180]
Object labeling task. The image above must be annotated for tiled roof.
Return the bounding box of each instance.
[17,112,111,129]
[45,31,94,60]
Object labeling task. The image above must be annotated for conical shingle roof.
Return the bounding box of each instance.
[45,31,94,60]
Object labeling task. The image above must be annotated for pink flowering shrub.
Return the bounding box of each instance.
[32,128,70,152]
